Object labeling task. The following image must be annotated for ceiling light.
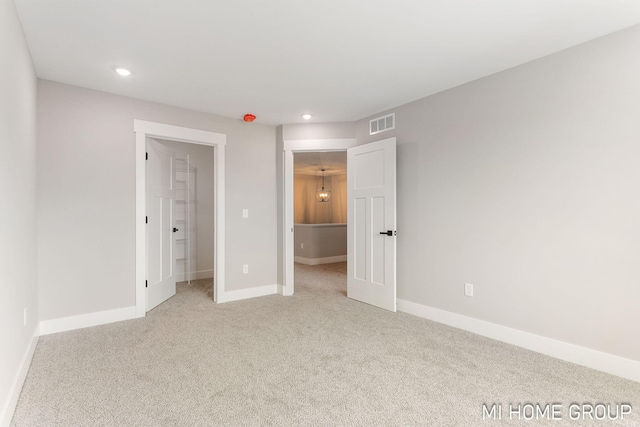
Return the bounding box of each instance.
[115,68,131,76]
[316,169,331,202]
[302,114,312,120]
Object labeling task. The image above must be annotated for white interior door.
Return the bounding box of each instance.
[347,137,397,311]
[146,139,177,311]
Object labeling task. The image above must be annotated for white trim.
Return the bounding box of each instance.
[294,223,347,228]
[282,138,357,297]
[39,306,137,336]
[134,121,226,146]
[397,299,640,383]
[294,255,347,265]
[134,119,226,312]
[283,150,294,297]
[217,284,278,303]
[177,269,214,282]
[135,129,146,317]
[284,138,358,152]
[213,144,226,303]
[1,328,39,427]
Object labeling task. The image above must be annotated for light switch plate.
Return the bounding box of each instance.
[465,283,474,297]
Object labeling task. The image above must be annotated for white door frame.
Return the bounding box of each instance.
[281,138,357,296]
[134,120,226,316]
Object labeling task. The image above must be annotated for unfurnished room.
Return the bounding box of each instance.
[2,0,640,426]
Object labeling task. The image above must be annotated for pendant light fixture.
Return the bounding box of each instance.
[316,169,331,202]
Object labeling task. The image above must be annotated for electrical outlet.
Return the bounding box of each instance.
[243,264,249,274]
[465,283,474,297]
[24,308,27,326]
[242,209,249,218]
[301,243,304,249]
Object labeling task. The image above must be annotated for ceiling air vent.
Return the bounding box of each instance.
[369,113,395,135]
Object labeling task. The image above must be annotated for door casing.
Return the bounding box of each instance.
[134,120,226,316]
[281,138,357,296]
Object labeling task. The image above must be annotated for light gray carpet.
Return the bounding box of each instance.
[12,262,640,426]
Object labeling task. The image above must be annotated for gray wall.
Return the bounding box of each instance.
[37,81,278,321]
[158,140,215,278]
[294,173,347,224]
[354,25,640,361]
[294,224,347,259]
[0,0,38,418]
[283,122,356,141]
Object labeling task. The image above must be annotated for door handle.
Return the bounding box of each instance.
[379,230,395,236]
[173,227,179,232]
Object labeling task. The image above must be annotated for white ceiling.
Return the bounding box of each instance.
[14,0,640,125]
[294,152,347,175]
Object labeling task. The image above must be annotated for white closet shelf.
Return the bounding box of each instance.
[174,153,195,284]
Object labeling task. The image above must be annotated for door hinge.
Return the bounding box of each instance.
[146,152,148,160]
[145,216,148,224]
[145,280,148,288]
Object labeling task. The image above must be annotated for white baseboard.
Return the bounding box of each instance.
[397,299,640,383]
[217,284,278,303]
[39,306,138,336]
[294,255,347,265]
[277,284,293,297]
[177,269,214,282]
[1,327,39,427]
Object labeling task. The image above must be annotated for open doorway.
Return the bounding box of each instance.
[282,136,397,312]
[134,120,226,317]
[153,138,215,301]
[293,152,348,295]
[282,138,357,296]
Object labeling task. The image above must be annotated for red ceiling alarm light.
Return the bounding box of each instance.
[243,114,256,122]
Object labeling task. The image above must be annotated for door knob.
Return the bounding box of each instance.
[173,227,179,232]
[379,230,395,236]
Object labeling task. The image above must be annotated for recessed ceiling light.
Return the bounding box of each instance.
[302,114,312,120]
[115,68,131,76]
